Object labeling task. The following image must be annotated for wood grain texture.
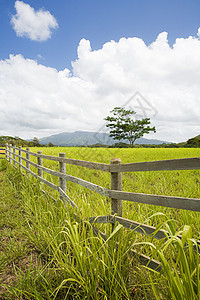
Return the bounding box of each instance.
[107,190,200,212]
[15,148,38,157]
[13,145,16,167]
[110,216,167,239]
[9,144,12,163]
[59,153,66,194]
[26,148,30,174]
[111,158,122,217]
[110,157,200,172]
[89,215,167,240]
[36,165,109,196]
[13,148,110,171]
[33,153,110,171]
[37,151,43,178]
[18,146,22,171]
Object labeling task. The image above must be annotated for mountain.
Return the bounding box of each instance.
[176,134,200,147]
[194,134,200,140]
[39,131,169,146]
[184,134,200,147]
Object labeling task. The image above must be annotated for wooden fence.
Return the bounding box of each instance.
[0,144,6,159]
[4,144,200,271]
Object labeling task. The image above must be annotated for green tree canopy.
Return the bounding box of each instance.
[187,137,200,147]
[104,107,156,147]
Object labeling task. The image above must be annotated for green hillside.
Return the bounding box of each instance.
[0,136,27,146]
[0,136,48,147]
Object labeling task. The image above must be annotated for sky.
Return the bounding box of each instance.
[1,0,200,142]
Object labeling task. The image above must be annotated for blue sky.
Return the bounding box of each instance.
[1,0,200,70]
[0,0,200,142]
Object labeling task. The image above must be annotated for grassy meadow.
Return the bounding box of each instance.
[27,147,200,235]
[1,147,200,299]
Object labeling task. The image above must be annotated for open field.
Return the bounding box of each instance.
[1,147,200,299]
[25,147,200,236]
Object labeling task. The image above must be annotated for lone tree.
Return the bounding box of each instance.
[104,107,156,147]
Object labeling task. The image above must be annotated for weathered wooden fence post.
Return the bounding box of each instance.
[59,153,66,200]
[5,143,8,161]
[110,158,122,218]
[37,151,43,178]
[13,145,16,167]
[9,144,12,164]
[26,147,30,175]
[18,146,22,171]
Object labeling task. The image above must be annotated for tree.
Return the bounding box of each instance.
[32,137,40,147]
[48,142,55,147]
[104,107,156,147]
[187,137,200,147]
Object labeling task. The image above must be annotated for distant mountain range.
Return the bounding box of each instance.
[39,131,170,146]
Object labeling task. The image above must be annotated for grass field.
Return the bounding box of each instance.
[1,147,200,299]
[26,147,200,236]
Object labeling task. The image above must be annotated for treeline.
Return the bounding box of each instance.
[88,138,200,148]
[0,136,55,147]
[1,136,199,148]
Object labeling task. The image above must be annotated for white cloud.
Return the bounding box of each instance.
[1,30,200,142]
[197,27,200,38]
[11,1,58,41]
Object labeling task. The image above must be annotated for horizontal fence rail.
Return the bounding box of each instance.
[4,143,200,271]
[0,144,6,159]
[110,157,200,172]
[15,148,111,171]
[89,215,168,240]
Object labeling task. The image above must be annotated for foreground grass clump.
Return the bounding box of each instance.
[3,161,155,299]
[142,224,200,300]
[0,160,43,299]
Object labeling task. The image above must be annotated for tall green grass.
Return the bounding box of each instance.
[4,147,200,299]
[5,162,155,299]
[146,225,200,299]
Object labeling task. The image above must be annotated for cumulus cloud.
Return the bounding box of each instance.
[0,54,97,138]
[1,30,200,142]
[11,1,58,41]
